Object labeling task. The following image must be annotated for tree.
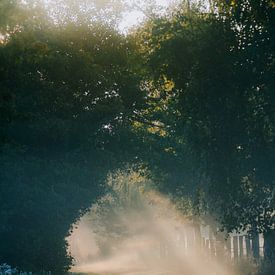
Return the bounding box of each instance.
[0,3,145,271]
[133,1,274,255]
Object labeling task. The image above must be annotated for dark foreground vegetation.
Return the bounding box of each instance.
[0,0,274,274]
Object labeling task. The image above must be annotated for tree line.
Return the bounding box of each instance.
[0,0,274,273]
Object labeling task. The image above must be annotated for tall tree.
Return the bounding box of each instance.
[133,2,274,253]
[0,4,145,271]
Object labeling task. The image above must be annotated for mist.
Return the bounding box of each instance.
[68,175,238,275]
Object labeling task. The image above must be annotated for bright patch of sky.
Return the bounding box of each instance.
[119,0,176,32]
[30,0,180,33]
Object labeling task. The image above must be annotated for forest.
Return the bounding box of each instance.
[0,0,274,274]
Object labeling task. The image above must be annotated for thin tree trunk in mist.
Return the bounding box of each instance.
[182,230,187,254]
[226,236,232,259]
[206,239,211,257]
[186,226,194,249]
[193,221,201,248]
[216,232,226,260]
[245,235,252,258]
[208,226,215,258]
[252,233,260,260]
[233,236,238,261]
[210,238,216,258]
[239,236,244,259]
[202,237,206,251]
[215,239,224,260]
[264,229,275,262]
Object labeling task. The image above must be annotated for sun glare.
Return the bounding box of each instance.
[119,0,176,31]
[36,0,177,32]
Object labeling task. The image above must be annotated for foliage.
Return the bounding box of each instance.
[85,167,154,256]
[133,2,275,235]
[0,2,145,271]
[0,0,275,271]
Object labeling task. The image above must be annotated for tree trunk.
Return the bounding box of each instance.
[216,232,226,260]
[233,236,238,261]
[245,235,252,258]
[193,222,201,248]
[239,236,244,259]
[226,236,232,258]
[264,229,275,262]
[252,233,260,260]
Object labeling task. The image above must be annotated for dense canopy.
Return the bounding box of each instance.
[0,0,274,273]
